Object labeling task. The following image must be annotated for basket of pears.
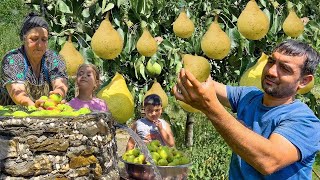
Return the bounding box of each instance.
[0,94,91,118]
[121,140,191,180]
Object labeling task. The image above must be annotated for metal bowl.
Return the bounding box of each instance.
[120,159,191,180]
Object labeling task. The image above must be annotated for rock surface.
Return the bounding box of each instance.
[0,112,119,179]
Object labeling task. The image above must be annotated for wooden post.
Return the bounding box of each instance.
[185,112,194,147]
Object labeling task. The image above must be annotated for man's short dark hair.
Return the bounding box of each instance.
[144,94,162,107]
[273,39,320,76]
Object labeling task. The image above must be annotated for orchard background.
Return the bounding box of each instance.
[0,0,319,179]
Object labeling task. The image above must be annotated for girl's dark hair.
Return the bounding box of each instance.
[144,94,162,107]
[273,39,320,76]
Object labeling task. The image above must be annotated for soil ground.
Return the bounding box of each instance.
[115,129,131,177]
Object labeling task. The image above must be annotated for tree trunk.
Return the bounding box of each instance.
[185,113,194,147]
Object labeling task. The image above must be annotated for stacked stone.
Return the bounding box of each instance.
[0,112,119,179]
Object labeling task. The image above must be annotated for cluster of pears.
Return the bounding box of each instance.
[122,140,190,166]
[0,95,91,118]
[97,72,134,124]
[173,9,230,60]
[239,52,314,94]
[237,0,304,40]
[59,34,84,77]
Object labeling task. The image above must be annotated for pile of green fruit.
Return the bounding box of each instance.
[0,94,91,117]
[122,140,190,166]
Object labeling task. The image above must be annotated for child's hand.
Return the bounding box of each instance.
[153,120,163,129]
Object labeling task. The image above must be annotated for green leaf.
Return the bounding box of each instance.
[102,0,107,10]
[58,36,67,46]
[58,0,72,13]
[60,15,67,27]
[82,8,90,18]
[139,63,146,80]
[103,3,115,14]
[117,0,128,7]
[95,4,102,16]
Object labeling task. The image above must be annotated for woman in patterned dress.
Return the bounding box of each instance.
[0,12,68,107]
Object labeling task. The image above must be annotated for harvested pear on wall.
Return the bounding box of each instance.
[297,77,314,94]
[178,100,200,113]
[201,16,231,60]
[91,13,123,60]
[59,35,84,76]
[144,80,168,108]
[173,10,195,38]
[182,54,211,82]
[239,52,268,90]
[237,0,270,40]
[283,9,304,37]
[97,72,134,123]
[136,28,158,57]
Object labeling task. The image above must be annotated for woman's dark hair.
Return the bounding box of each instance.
[144,94,162,107]
[273,39,320,76]
[20,12,49,41]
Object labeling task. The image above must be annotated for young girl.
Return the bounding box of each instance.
[68,64,108,112]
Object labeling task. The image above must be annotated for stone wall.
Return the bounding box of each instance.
[0,112,119,180]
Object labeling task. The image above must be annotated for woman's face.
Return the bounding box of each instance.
[24,27,48,61]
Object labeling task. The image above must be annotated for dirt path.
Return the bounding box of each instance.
[115,128,131,177]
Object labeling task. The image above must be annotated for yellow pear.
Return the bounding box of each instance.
[144,80,168,108]
[283,9,304,38]
[136,28,158,57]
[237,0,270,40]
[173,10,195,38]
[91,13,123,60]
[201,16,231,60]
[97,72,134,123]
[239,52,268,90]
[59,35,84,76]
[297,77,314,94]
[182,54,211,82]
[178,100,200,113]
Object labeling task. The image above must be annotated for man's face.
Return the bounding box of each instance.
[144,104,162,122]
[261,51,305,98]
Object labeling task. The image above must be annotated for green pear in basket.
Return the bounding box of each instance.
[134,157,143,164]
[157,158,168,166]
[151,152,160,162]
[137,154,146,163]
[178,156,190,165]
[126,155,135,163]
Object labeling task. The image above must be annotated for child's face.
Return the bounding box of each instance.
[144,104,162,122]
[77,66,97,91]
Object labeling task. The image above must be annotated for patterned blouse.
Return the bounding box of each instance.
[0,46,67,89]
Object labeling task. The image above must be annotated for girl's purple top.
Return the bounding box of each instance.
[68,97,108,112]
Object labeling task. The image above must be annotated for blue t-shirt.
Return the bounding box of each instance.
[227,86,320,180]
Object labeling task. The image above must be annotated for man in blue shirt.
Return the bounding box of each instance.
[173,40,320,179]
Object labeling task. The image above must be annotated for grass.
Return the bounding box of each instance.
[163,98,230,179]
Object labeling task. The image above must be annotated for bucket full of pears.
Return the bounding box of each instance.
[121,140,191,180]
